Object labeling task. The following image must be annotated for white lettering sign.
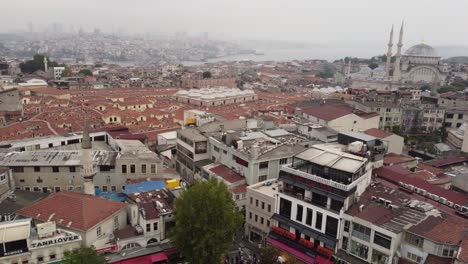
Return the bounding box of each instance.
[31,235,81,249]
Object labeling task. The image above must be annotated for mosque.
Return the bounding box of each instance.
[350,22,449,90]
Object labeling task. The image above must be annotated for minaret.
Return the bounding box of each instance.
[81,122,96,195]
[385,25,394,79]
[393,21,404,82]
[43,56,48,72]
[346,60,351,78]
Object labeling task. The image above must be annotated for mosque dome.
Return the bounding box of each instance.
[404,43,439,57]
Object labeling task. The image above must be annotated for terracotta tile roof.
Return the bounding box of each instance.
[427,157,468,168]
[209,164,244,184]
[16,191,127,231]
[424,254,453,264]
[301,104,353,121]
[113,225,143,240]
[408,214,468,245]
[417,164,444,176]
[384,153,416,166]
[364,128,394,139]
[230,184,248,194]
[458,238,468,262]
[375,166,468,206]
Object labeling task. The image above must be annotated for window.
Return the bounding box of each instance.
[372,249,389,264]
[34,166,41,172]
[111,186,116,192]
[69,166,76,172]
[141,164,147,174]
[50,254,56,260]
[223,150,227,154]
[153,222,158,231]
[54,186,61,192]
[261,202,265,210]
[407,252,422,263]
[258,175,267,182]
[96,226,102,237]
[279,198,292,219]
[325,216,339,237]
[280,158,288,165]
[150,164,156,174]
[102,186,108,192]
[214,146,220,152]
[374,231,392,249]
[315,212,323,230]
[268,204,271,213]
[296,204,303,222]
[122,165,127,174]
[344,220,350,232]
[352,223,371,242]
[405,232,423,248]
[20,179,25,183]
[37,256,44,263]
[13,167,24,173]
[259,162,269,169]
[130,164,136,173]
[250,197,253,204]
[436,244,457,257]
[67,186,73,191]
[52,167,59,173]
[330,199,344,212]
[312,192,327,208]
[235,194,239,200]
[306,208,313,226]
[249,212,252,219]
[255,215,258,222]
[255,199,259,207]
[261,217,264,225]
[33,186,40,192]
[351,240,369,260]
[342,236,349,250]
[146,223,151,232]
[267,220,270,227]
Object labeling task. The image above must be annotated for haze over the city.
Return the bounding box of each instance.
[2,0,468,59]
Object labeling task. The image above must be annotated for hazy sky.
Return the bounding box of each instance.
[2,0,468,51]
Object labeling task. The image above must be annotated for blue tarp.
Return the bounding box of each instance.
[95,190,127,202]
[124,180,166,195]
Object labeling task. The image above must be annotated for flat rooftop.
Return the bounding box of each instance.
[49,141,113,151]
[0,190,49,216]
[248,179,281,198]
[0,150,117,166]
[295,145,368,174]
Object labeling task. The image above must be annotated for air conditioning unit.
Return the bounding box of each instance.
[420,190,427,196]
[371,196,377,201]
[408,185,415,191]
[447,201,454,207]
[455,204,462,211]
[439,198,447,204]
[398,181,404,186]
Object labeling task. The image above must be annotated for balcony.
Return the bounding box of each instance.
[281,165,357,192]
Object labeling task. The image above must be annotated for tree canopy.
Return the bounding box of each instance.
[79,69,93,76]
[258,246,279,264]
[62,246,107,264]
[171,179,242,264]
[202,71,212,79]
[368,62,379,70]
[317,64,336,79]
[19,54,60,74]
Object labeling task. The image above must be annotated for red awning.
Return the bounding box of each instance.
[150,253,168,262]
[266,237,334,264]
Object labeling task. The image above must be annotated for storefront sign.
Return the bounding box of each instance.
[31,235,81,249]
[96,245,117,253]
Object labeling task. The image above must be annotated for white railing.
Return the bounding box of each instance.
[281,165,358,192]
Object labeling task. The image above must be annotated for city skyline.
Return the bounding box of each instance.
[1,0,468,52]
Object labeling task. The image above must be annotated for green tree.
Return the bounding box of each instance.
[202,71,212,79]
[19,54,60,74]
[317,64,336,79]
[437,85,465,93]
[171,179,242,264]
[79,69,93,76]
[259,246,279,264]
[420,85,431,92]
[62,246,107,264]
[368,62,379,70]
